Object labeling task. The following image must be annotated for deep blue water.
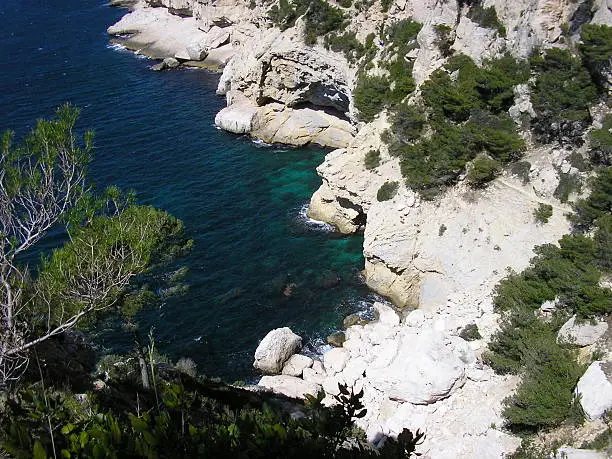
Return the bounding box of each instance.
[0,0,373,380]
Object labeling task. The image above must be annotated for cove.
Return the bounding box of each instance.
[0,0,375,380]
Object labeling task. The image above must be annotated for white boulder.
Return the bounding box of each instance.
[323,347,349,375]
[575,361,612,421]
[374,302,400,327]
[281,354,313,377]
[214,100,258,134]
[557,315,608,347]
[367,329,466,404]
[253,327,302,374]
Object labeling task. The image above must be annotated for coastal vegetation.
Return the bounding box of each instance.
[486,166,611,432]
[354,19,422,122]
[268,0,347,44]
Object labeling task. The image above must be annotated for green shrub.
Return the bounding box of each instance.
[353,19,422,122]
[590,114,612,166]
[377,181,399,201]
[572,166,612,230]
[554,172,582,203]
[533,203,553,224]
[594,214,612,270]
[434,24,453,57]
[459,323,481,341]
[530,48,598,143]
[381,0,393,13]
[476,54,530,113]
[502,340,584,429]
[421,59,481,122]
[338,0,352,7]
[364,149,381,169]
[467,156,502,188]
[579,24,612,89]
[268,0,347,44]
[325,31,365,62]
[387,102,426,147]
[509,161,532,184]
[398,113,523,195]
[493,236,611,318]
[467,4,506,36]
[353,73,391,122]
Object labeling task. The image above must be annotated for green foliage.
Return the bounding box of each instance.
[487,185,611,430]
[572,166,612,230]
[493,235,611,318]
[380,0,393,13]
[459,323,481,341]
[353,20,422,121]
[1,373,425,458]
[433,24,453,57]
[509,161,532,185]
[579,24,612,89]
[377,181,399,201]
[385,102,426,149]
[364,149,381,169]
[325,31,365,63]
[467,4,506,37]
[422,54,529,121]
[502,339,585,429]
[533,203,553,224]
[338,0,352,7]
[268,0,346,44]
[353,73,391,122]
[590,114,612,166]
[594,214,612,270]
[32,205,188,330]
[467,156,502,188]
[530,48,598,143]
[397,113,523,196]
[554,172,582,203]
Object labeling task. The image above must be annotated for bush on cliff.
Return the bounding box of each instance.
[487,169,611,430]
[1,356,425,458]
[268,0,346,44]
[353,19,422,122]
[530,48,598,144]
[579,24,612,89]
[589,114,612,166]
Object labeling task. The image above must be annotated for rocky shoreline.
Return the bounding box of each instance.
[107,1,612,457]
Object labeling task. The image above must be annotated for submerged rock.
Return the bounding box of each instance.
[253,327,301,375]
[327,331,346,347]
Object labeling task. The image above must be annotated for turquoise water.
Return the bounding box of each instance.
[0,0,375,380]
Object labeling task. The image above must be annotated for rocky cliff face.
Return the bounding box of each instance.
[109,1,610,457]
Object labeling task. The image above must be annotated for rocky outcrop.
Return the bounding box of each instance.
[576,361,612,421]
[254,302,520,457]
[214,21,356,147]
[253,327,302,374]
